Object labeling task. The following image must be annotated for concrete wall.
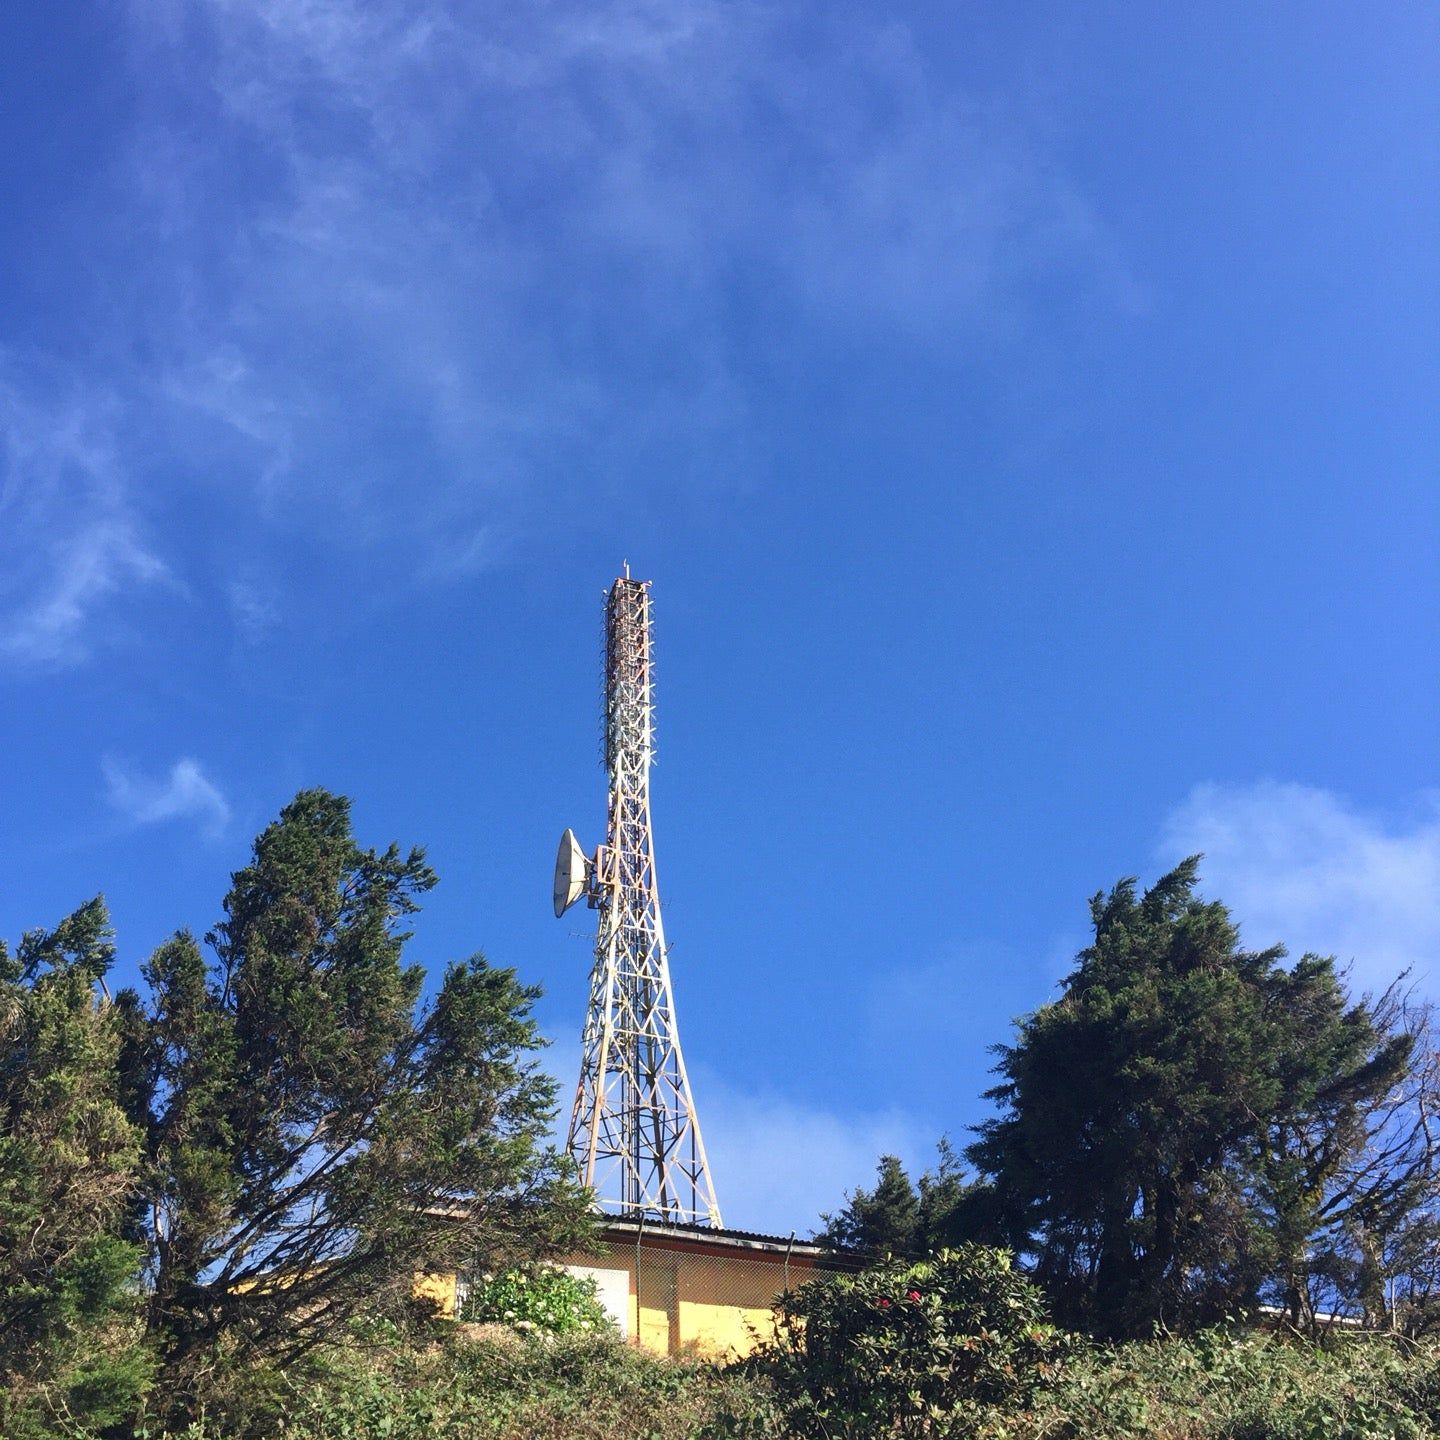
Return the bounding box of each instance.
[558,1235,843,1359]
[419,1229,853,1354]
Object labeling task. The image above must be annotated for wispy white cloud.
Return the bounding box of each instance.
[103,756,233,838]
[0,2,1133,673]
[179,0,1131,333]
[0,518,168,669]
[696,1072,933,1236]
[226,572,282,644]
[1160,781,1440,996]
[101,0,1134,581]
[161,350,295,507]
[0,372,169,668]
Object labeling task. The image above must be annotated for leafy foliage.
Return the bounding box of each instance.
[742,1245,1065,1438]
[1276,988,1440,1335]
[817,1155,922,1253]
[962,858,1412,1338]
[461,1264,614,1336]
[122,1320,1440,1440]
[818,1141,975,1256]
[0,899,152,1437]
[173,1326,760,1440]
[113,789,593,1420]
[1018,1328,1440,1440]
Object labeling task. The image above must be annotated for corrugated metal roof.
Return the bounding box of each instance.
[595,1215,866,1261]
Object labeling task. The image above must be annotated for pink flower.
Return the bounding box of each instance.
[876,1297,892,1309]
[906,1289,922,1302]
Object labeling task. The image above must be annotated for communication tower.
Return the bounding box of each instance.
[553,570,722,1226]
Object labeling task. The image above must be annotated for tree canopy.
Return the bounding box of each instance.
[113,789,593,1414]
[818,1141,974,1256]
[962,856,1413,1337]
[0,900,150,1438]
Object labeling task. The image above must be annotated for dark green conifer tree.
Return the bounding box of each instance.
[117,789,592,1415]
[819,1155,922,1254]
[964,857,1411,1337]
[820,1141,977,1256]
[917,1137,973,1248]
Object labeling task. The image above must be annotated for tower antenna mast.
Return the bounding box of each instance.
[554,573,722,1225]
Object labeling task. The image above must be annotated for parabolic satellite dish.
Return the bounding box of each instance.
[553,828,589,918]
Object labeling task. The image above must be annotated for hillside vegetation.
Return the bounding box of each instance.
[138,1320,1440,1440]
[5,791,1440,1437]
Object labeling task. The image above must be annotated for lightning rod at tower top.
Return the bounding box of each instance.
[552,571,722,1226]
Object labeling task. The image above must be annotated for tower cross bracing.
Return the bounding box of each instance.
[562,574,722,1226]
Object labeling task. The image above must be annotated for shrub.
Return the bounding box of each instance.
[237,1328,758,1440]
[1019,1328,1438,1440]
[460,1265,614,1337]
[0,900,154,1439]
[739,1245,1066,1437]
[124,1318,1440,1440]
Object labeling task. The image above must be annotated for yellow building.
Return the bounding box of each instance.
[551,1218,863,1358]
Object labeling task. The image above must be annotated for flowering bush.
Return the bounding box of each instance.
[742,1245,1066,1437]
[460,1264,614,1338]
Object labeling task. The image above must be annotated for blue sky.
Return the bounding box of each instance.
[2,2,1437,1233]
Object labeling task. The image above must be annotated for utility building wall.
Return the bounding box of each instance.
[557,1222,863,1358]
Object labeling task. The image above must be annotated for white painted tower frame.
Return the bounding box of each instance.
[562,571,722,1226]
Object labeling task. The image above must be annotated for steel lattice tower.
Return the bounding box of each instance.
[555,571,722,1226]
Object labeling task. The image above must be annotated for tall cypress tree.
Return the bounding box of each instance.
[118,789,592,1413]
[965,857,1411,1337]
[820,1142,977,1256]
[818,1155,922,1254]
